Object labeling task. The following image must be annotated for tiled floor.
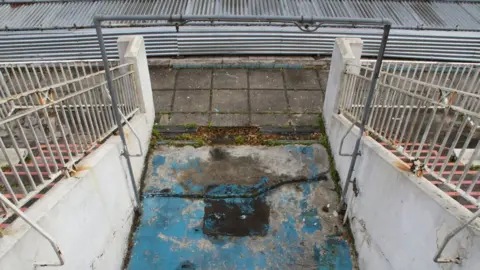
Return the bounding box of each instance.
[150,68,328,127]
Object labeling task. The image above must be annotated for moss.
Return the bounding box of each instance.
[317,114,342,199]
[193,138,205,148]
[151,129,161,140]
[184,123,197,129]
[234,135,245,145]
[175,133,195,140]
[24,154,32,164]
[1,165,11,172]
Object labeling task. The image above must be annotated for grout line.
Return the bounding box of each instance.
[170,70,180,112]
[247,69,252,125]
[281,69,292,125]
[208,69,214,123]
[315,69,327,105]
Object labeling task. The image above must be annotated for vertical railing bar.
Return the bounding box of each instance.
[438,118,470,177]
[82,64,107,136]
[124,66,137,115]
[396,63,419,147]
[0,136,28,195]
[383,62,406,141]
[4,125,37,190]
[65,63,97,143]
[455,141,480,189]
[50,94,74,164]
[56,65,93,146]
[35,65,79,159]
[0,169,19,204]
[14,119,45,184]
[447,125,478,183]
[74,64,102,140]
[409,63,441,154]
[466,168,480,195]
[378,62,393,137]
[25,116,52,176]
[391,63,414,142]
[46,65,86,153]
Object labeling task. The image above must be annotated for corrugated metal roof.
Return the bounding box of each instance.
[1,0,480,31]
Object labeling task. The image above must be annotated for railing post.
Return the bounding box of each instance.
[323,38,363,131]
[117,36,155,124]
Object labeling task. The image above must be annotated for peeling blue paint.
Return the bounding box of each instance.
[129,147,353,269]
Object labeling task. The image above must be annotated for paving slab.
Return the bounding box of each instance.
[249,69,284,89]
[211,114,249,127]
[169,113,209,126]
[212,90,248,113]
[128,145,353,270]
[150,68,176,90]
[152,91,173,112]
[287,90,324,113]
[173,90,210,113]
[176,69,212,89]
[251,114,290,126]
[284,69,320,89]
[213,69,248,89]
[250,90,288,113]
[290,114,320,126]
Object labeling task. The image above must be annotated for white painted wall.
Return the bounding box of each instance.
[324,38,480,270]
[0,36,154,270]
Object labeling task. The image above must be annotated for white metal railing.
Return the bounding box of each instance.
[0,61,139,223]
[339,61,480,209]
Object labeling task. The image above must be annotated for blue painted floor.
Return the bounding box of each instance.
[127,145,354,270]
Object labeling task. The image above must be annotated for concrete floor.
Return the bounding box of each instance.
[127,145,354,269]
[150,68,328,127]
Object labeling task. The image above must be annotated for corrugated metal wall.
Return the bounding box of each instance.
[0,0,479,62]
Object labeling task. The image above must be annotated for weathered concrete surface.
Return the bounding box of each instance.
[127,145,354,269]
[151,67,328,127]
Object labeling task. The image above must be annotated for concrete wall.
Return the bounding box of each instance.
[0,36,154,270]
[324,38,480,270]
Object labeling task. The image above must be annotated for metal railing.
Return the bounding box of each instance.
[0,61,139,223]
[339,61,480,208]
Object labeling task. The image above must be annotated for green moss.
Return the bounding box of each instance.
[184,123,197,129]
[151,129,161,139]
[234,135,245,145]
[193,138,205,148]
[175,133,195,140]
[1,165,11,172]
[24,154,32,164]
[317,114,342,199]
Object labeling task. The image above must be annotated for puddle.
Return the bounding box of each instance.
[203,197,269,237]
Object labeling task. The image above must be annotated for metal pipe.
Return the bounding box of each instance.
[0,193,64,267]
[340,24,391,206]
[434,208,480,264]
[94,21,141,210]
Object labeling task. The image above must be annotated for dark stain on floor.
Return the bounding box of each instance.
[177,147,276,187]
[203,197,270,237]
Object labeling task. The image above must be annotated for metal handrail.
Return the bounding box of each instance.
[0,194,64,267]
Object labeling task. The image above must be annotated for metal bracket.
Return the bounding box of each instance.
[434,208,480,264]
[339,122,361,156]
[104,88,143,157]
[352,178,360,197]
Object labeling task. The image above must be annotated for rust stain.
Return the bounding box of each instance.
[71,165,90,177]
[394,160,411,173]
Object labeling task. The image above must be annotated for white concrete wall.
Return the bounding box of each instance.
[324,38,480,270]
[0,36,154,270]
